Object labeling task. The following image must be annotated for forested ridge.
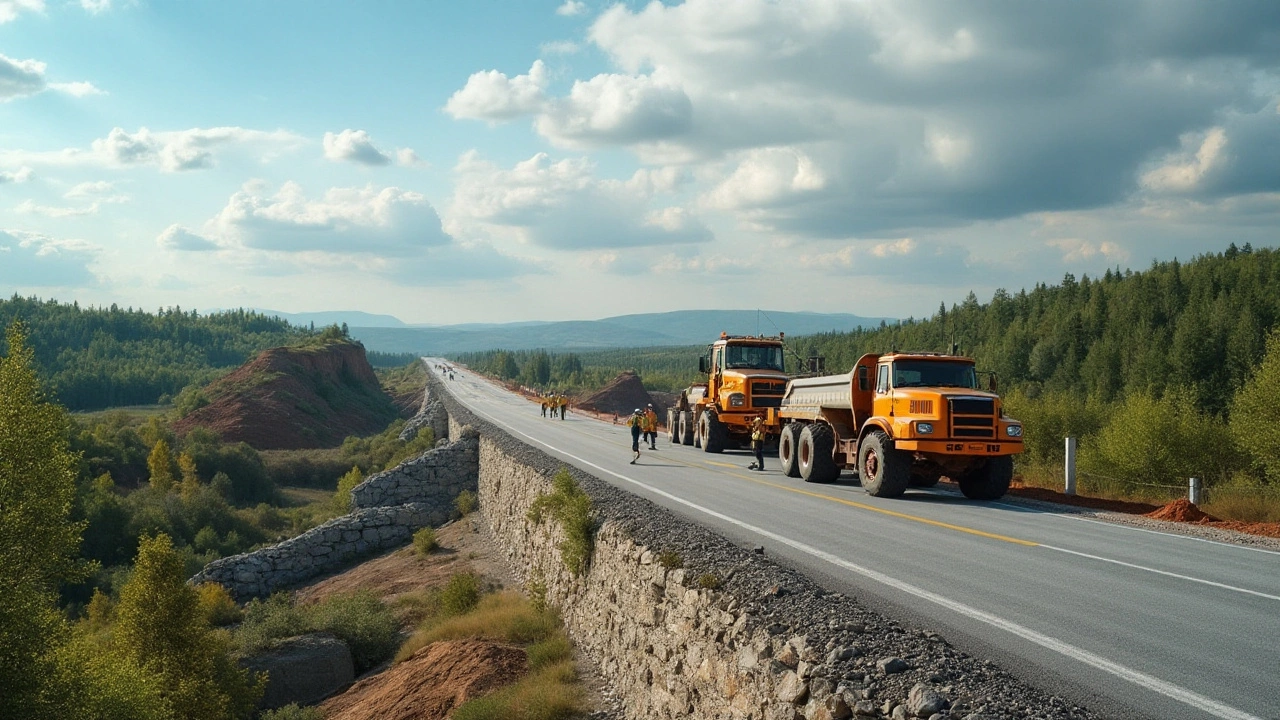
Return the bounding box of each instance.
[0,297,306,410]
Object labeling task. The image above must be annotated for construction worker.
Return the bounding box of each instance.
[559,393,568,420]
[626,408,645,464]
[541,395,548,417]
[643,404,659,450]
[747,415,766,471]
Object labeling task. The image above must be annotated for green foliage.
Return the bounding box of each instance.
[195,583,244,627]
[453,346,699,395]
[234,591,399,674]
[0,296,304,411]
[657,549,683,569]
[305,591,400,673]
[527,470,594,576]
[526,634,573,671]
[1080,389,1241,493]
[147,439,177,492]
[413,527,438,556]
[697,573,723,590]
[526,570,548,613]
[258,705,325,720]
[1231,329,1280,481]
[0,321,89,720]
[1002,390,1109,468]
[455,488,478,517]
[338,419,435,475]
[439,572,482,616]
[113,533,264,720]
[331,466,363,514]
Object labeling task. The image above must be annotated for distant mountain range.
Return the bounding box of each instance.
[251,309,409,328]
[343,310,894,355]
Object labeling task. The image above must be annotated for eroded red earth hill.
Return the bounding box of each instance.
[173,339,401,450]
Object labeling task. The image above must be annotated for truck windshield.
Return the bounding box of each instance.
[892,361,977,389]
[724,344,785,372]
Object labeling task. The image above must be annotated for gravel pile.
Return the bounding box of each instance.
[431,369,1104,719]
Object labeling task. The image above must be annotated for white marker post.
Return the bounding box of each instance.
[1064,437,1078,496]
[1189,477,1202,505]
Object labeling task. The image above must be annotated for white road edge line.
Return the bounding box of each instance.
[444,376,1262,720]
[1038,544,1280,602]
[1006,505,1280,557]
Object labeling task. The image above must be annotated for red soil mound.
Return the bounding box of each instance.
[1006,482,1160,514]
[320,639,526,720]
[172,340,400,450]
[1146,498,1218,523]
[575,371,658,416]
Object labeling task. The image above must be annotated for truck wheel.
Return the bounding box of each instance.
[959,456,1013,500]
[778,423,802,478]
[667,410,678,442]
[679,411,695,446]
[858,430,908,497]
[798,424,839,483]
[700,411,726,453]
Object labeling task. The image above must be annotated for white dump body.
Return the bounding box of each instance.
[782,372,854,410]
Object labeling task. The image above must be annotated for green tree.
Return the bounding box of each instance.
[147,439,176,492]
[1231,329,1280,481]
[114,534,263,720]
[0,320,87,720]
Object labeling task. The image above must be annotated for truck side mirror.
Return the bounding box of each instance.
[988,375,998,393]
[699,356,708,374]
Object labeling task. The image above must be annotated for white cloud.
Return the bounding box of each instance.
[396,148,423,166]
[0,53,46,100]
[79,0,110,13]
[322,129,392,166]
[64,180,128,203]
[88,126,304,171]
[1140,127,1228,193]
[1046,238,1129,264]
[0,229,98,287]
[540,40,580,55]
[450,151,712,250]
[556,1,586,16]
[445,60,549,122]
[0,166,32,183]
[50,81,105,97]
[15,200,99,217]
[0,0,42,24]
[156,224,218,252]
[702,147,827,210]
[209,181,451,254]
[535,71,693,147]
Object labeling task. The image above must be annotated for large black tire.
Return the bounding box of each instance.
[700,411,727,453]
[778,423,802,478]
[959,456,1013,500]
[798,423,839,483]
[858,430,909,498]
[667,410,678,443]
[679,411,695,446]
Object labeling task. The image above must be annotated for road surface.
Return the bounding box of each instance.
[428,362,1279,720]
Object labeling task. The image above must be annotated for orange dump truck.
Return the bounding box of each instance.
[667,333,790,452]
[777,352,1023,499]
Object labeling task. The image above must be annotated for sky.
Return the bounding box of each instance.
[1,0,1278,325]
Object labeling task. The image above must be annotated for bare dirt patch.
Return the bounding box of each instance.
[319,638,526,720]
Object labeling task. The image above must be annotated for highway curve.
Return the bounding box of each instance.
[428,361,1279,720]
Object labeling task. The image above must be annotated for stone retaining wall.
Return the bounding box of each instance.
[351,429,477,509]
[428,368,1101,720]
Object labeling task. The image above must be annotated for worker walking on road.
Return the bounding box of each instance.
[643,404,659,450]
[627,408,645,464]
[541,396,548,417]
[559,394,568,420]
[747,415,766,471]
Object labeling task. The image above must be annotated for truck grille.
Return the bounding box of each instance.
[752,381,787,395]
[751,397,783,408]
[950,398,995,438]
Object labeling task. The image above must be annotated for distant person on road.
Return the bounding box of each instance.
[747,415,765,471]
[643,404,659,450]
[541,396,548,417]
[627,408,645,464]
[559,394,568,420]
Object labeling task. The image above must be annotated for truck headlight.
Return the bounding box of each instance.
[916,422,934,435]
[1007,424,1023,438]
[729,393,746,407]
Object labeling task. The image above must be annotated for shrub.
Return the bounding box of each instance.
[455,489,478,517]
[439,572,481,617]
[305,591,400,673]
[331,466,363,514]
[396,592,561,664]
[451,659,582,720]
[657,550,682,569]
[234,594,308,656]
[260,703,325,720]
[413,527,438,556]
[696,573,722,590]
[195,582,243,626]
[527,470,594,575]
[526,634,573,670]
[526,571,548,613]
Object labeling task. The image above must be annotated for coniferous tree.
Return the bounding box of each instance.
[1231,329,1280,481]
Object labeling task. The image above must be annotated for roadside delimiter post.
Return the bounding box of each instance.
[1064,437,1077,496]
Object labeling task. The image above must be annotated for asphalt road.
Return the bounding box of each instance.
[428,362,1280,720]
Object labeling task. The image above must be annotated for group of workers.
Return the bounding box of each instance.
[434,363,457,381]
[539,393,569,419]
[626,404,661,464]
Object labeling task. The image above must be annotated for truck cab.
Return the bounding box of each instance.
[671,333,790,452]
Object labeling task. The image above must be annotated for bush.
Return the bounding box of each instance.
[234,594,309,656]
[396,592,562,664]
[413,527,438,556]
[696,573,722,590]
[306,591,400,673]
[195,582,243,626]
[527,470,594,575]
[331,466,363,514]
[439,573,481,617]
[657,550,682,569]
[455,489,478,517]
[260,703,325,720]
[451,660,582,720]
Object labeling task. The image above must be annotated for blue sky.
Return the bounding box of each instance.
[2,1,1279,324]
